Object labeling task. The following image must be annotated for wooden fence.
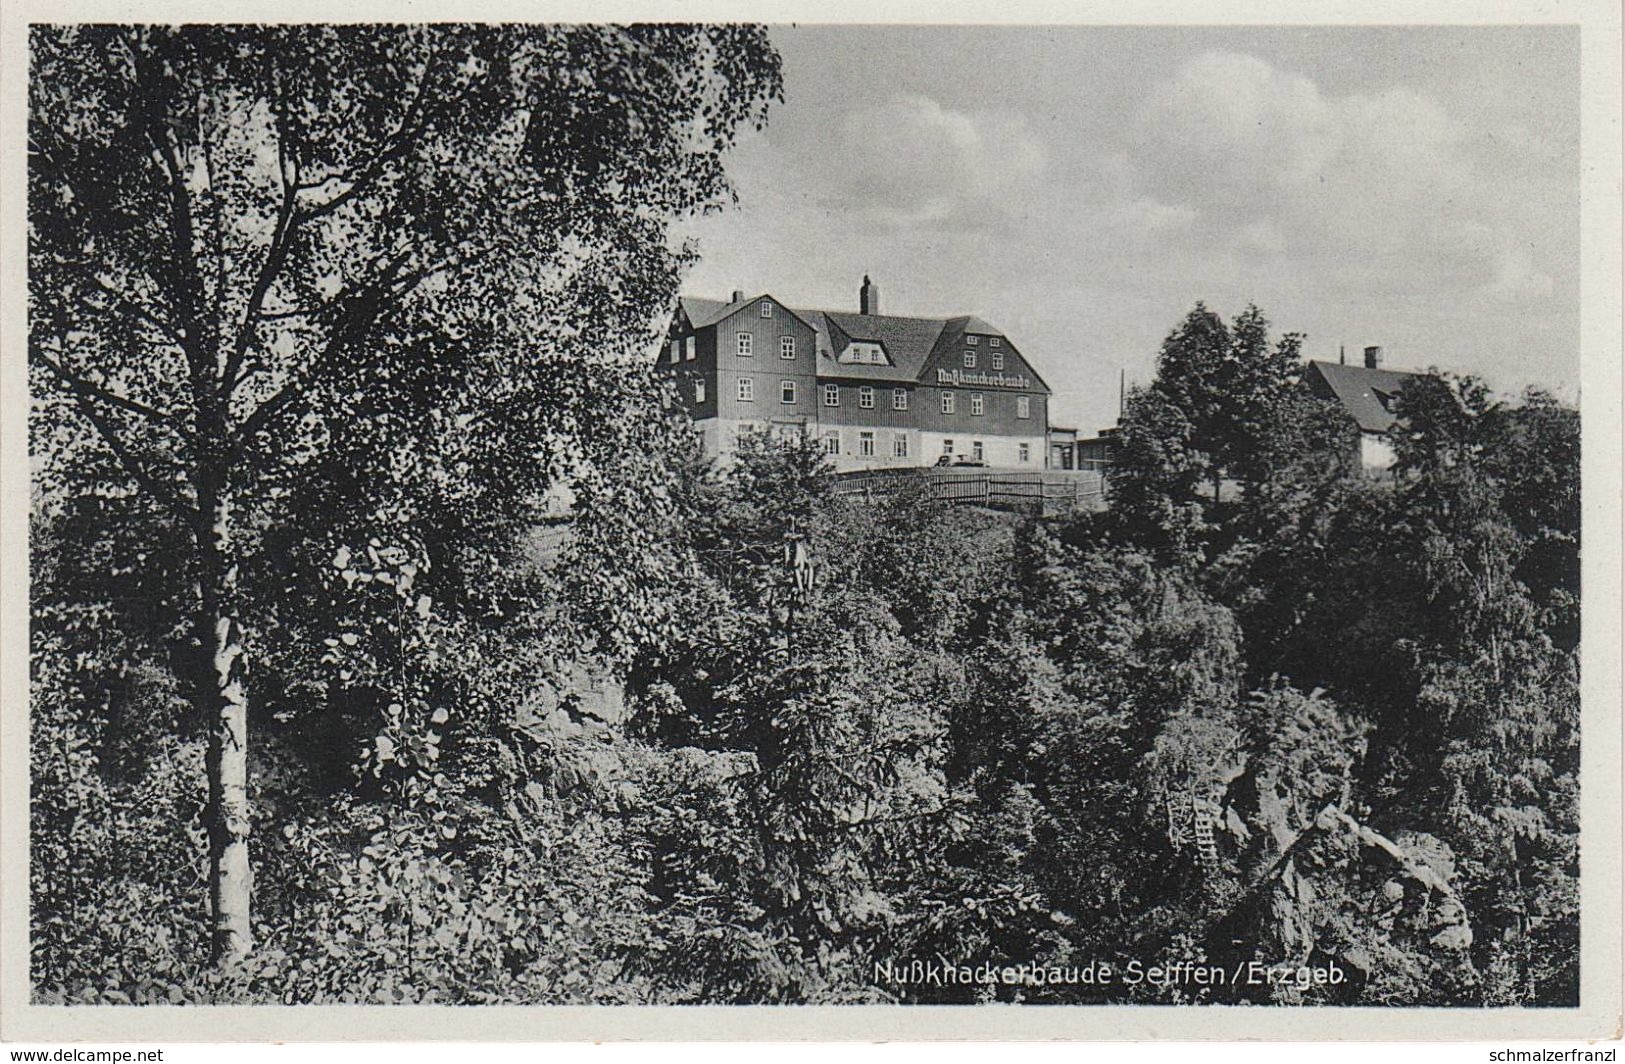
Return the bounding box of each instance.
[833,468,1107,515]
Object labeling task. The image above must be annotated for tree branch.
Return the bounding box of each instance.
[40,357,198,528]
[126,30,213,385]
[297,47,437,225]
[223,70,302,397]
[35,350,190,437]
[232,254,420,446]
[82,274,186,348]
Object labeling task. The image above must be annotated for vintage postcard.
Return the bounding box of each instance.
[1,0,1620,1044]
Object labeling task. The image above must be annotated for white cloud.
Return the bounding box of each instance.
[830,94,1047,229]
[1123,50,1557,305]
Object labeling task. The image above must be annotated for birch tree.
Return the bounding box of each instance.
[28,23,781,965]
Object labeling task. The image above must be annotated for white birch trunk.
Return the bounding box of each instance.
[204,492,253,963]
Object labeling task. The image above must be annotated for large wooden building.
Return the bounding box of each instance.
[658,277,1054,472]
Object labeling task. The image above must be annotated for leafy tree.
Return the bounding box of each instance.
[1109,303,1343,566]
[30,23,781,964]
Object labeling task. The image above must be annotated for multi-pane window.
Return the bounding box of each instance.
[737,377,753,402]
[780,336,796,359]
[970,393,985,416]
[963,351,976,368]
[941,391,955,414]
[942,439,955,457]
[859,431,876,458]
[892,388,908,410]
[992,352,1004,370]
[685,336,696,361]
[859,386,875,409]
[990,337,1001,348]
[893,434,908,458]
[760,300,773,318]
[822,432,839,455]
[737,332,753,357]
[973,440,984,462]
[1019,443,1031,463]
[966,335,980,346]
[824,383,840,407]
[695,379,706,403]
[781,380,796,404]
[1017,395,1031,419]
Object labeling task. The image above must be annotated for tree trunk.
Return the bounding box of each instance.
[200,491,253,965]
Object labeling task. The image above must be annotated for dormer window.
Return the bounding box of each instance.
[838,341,888,366]
[760,300,773,318]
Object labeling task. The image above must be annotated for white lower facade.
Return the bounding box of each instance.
[918,431,1046,471]
[1359,433,1396,471]
[696,417,1046,473]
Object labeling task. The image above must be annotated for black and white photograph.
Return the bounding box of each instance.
[3,2,1621,1044]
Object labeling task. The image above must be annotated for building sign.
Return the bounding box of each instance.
[937,368,1032,390]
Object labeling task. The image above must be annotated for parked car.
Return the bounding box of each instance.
[950,457,987,468]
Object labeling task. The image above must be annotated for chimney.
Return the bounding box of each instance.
[1363,345,1384,369]
[730,289,744,304]
[860,275,879,316]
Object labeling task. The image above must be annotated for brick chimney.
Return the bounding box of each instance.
[731,289,745,304]
[1364,345,1384,369]
[860,275,879,316]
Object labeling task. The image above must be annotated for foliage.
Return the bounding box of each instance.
[31,62,1580,1009]
[30,21,782,963]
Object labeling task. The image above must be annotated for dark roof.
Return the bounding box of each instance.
[1306,360,1423,434]
[951,315,1004,337]
[678,295,741,328]
[817,310,947,381]
[680,293,819,334]
[678,293,1045,390]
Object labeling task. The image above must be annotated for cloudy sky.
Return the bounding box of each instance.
[679,25,1580,434]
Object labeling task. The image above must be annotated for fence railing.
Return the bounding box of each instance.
[833,468,1107,514]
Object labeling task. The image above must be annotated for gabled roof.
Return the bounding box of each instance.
[1306,360,1423,434]
[678,295,740,329]
[949,314,1005,338]
[817,310,948,381]
[678,293,817,333]
[676,292,1045,389]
